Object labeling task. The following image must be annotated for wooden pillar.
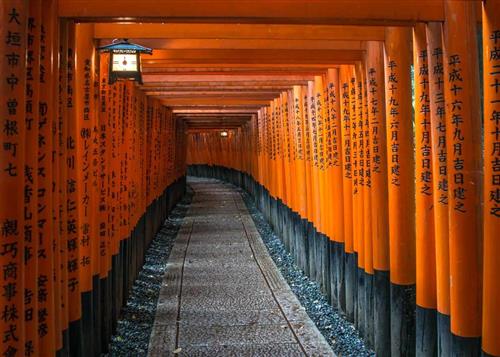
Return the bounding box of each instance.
[482,1,500,355]
[348,65,361,327]
[64,20,85,356]
[38,1,57,354]
[384,26,416,357]
[314,75,329,292]
[366,40,391,356]
[426,22,452,356]
[443,1,482,354]
[292,86,307,219]
[340,65,355,321]
[361,59,375,348]
[25,1,42,354]
[281,92,292,212]
[326,68,346,312]
[413,23,438,357]
[98,51,113,352]
[302,86,314,227]
[353,62,366,336]
[74,23,97,355]
[1,2,28,356]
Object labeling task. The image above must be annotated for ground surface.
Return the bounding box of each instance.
[147,178,335,356]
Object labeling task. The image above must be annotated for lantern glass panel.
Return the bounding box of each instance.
[112,53,138,72]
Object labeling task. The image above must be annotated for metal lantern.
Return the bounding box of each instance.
[98,39,152,85]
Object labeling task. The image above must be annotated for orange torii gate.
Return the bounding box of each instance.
[1,1,499,356]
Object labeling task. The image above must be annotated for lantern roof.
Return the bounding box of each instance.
[98,39,152,55]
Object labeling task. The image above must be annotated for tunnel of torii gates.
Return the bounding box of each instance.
[0,0,499,356]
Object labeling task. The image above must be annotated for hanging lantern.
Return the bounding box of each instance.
[98,38,152,85]
[220,131,229,137]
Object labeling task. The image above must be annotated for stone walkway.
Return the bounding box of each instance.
[148,178,334,356]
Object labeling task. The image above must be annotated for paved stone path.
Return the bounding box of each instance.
[148,178,335,356]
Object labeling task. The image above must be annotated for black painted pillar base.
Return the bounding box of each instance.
[335,242,346,313]
[390,283,416,357]
[345,252,357,322]
[451,334,481,357]
[357,266,365,337]
[374,270,391,356]
[91,274,101,357]
[319,234,330,297]
[364,272,374,348]
[69,319,83,357]
[416,306,437,357]
[100,275,112,354]
[81,290,93,356]
[56,328,70,357]
[307,223,317,281]
[437,312,451,357]
[329,240,338,308]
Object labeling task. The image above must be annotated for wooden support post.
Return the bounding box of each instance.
[361,59,375,348]
[57,18,70,354]
[384,26,416,357]
[326,68,345,311]
[482,1,500,355]
[340,65,355,321]
[443,1,482,354]
[25,1,42,354]
[426,22,452,356]
[353,62,366,336]
[302,85,314,228]
[413,22,438,357]
[65,20,85,356]
[292,86,307,219]
[348,65,361,327]
[39,1,57,354]
[1,2,28,356]
[75,23,97,356]
[366,40,391,356]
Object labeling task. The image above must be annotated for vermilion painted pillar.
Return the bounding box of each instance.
[384,26,416,356]
[314,75,329,293]
[443,1,482,354]
[25,1,41,354]
[366,40,391,356]
[1,1,27,356]
[426,21,452,356]
[413,22,438,357]
[326,68,346,312]
[65,20,84,355]
[292,86,307,219]
[39,0,57,354]
[482,1,500,355]
[302,86,314,228]
[75,23,96,355]
[340,65,355,321]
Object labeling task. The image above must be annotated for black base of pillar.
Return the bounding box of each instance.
[374,270,391,356]
[69,319,83,357]
[364,272,374,348]
[92,275,101,357]
[345,252,357,322]
[437,312,451,357]
[390,283,416,357]
[356,266,365,337]
[451,334,481,357]
[416,305,437,357]
[336,242,346,313]
[81,290,93,356]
